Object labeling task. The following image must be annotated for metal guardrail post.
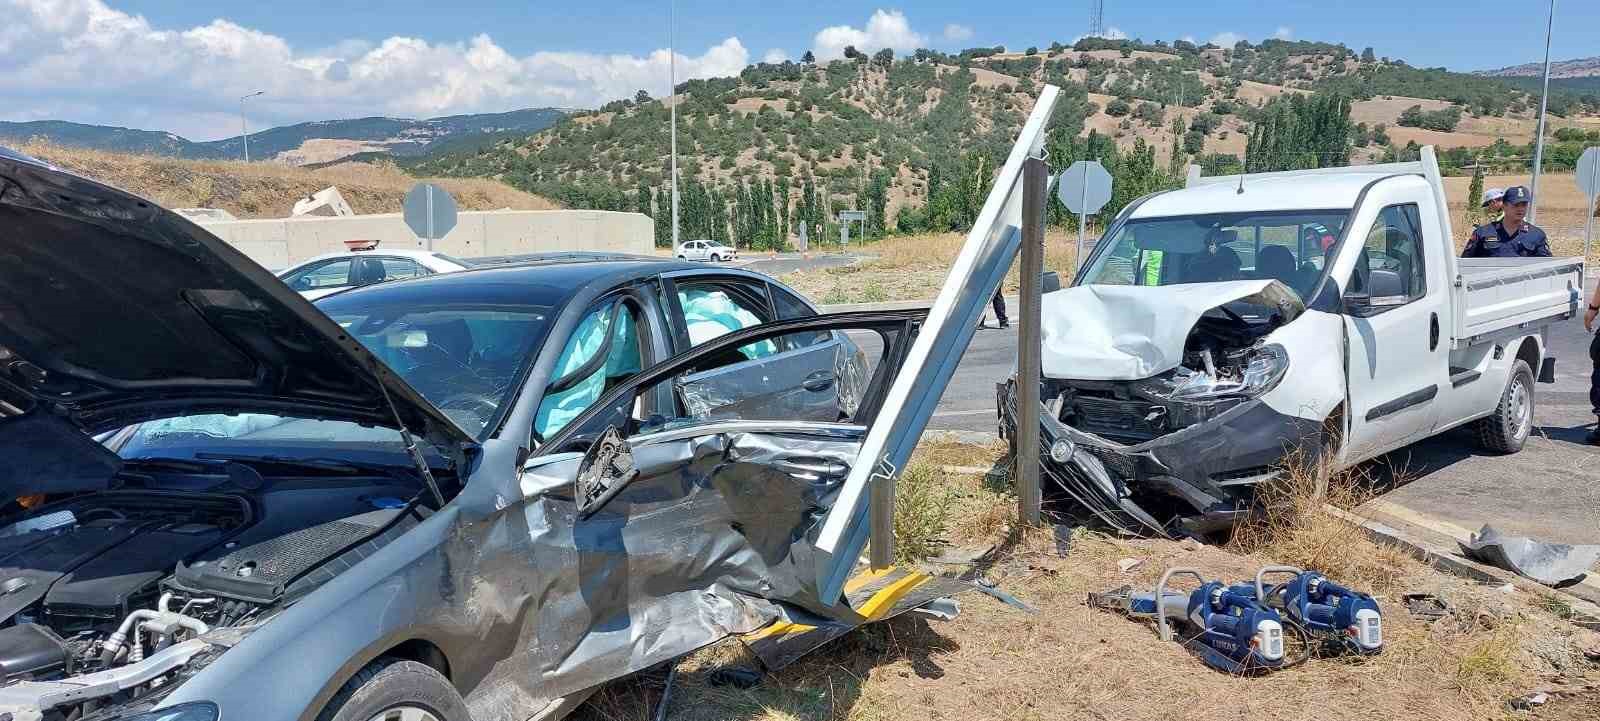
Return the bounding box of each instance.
[1017,155,1047,525]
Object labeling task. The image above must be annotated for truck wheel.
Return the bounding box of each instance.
[710,253,722,262]
[1475,359,1534,454]
[317,658,469,721]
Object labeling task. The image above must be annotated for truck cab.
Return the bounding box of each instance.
[1004,147,1583,536]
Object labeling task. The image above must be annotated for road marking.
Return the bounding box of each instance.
[932,408,993,418]
[1365,499,1600,594]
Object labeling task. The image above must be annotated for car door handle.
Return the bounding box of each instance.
[802,370,835,392]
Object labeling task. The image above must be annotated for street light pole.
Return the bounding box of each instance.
[1529,0,1555,222]
[668,1,680,248]
[239,91,264,163]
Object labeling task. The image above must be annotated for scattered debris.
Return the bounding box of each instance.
[973,578,1038,613]
[1053,524,1075,556]
[1402,592,1451,621]
[1117,558,1144,573]
[706,667,762,689]
[653,661,679,721]
[1458,524,1600,586]
[1509,691,1550,710]
[929,544,996,565]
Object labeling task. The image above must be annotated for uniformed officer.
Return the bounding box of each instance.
[1585,286,1600,445]
[1462,186,1550,258]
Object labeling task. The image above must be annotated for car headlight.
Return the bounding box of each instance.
[1167,343,1289,402]
[120,702,220,721]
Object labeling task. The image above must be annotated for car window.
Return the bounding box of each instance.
[770,284,830,349]
[379,257,426,280]
[675,280,777,359]
[286,259,354,290]
[1347,203,1426,305]
[534,299,644,441]
[1085,211,1347,299]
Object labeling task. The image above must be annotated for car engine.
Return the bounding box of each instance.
[0,487,425,720]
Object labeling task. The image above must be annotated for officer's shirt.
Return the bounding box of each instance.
[1464,219,1551,258]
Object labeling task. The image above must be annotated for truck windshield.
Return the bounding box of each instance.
[1082,210,1349,299]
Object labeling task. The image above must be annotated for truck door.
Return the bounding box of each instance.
[1341,196,1447,460]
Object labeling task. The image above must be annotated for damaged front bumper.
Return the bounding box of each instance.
[997,378,1324,536]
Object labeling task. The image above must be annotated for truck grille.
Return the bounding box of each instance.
[1069,396,1162,442]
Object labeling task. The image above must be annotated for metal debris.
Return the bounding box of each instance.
[1459,525,1600,586]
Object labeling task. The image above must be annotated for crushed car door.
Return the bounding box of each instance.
[662,273,850,422]
[513,311,920,695]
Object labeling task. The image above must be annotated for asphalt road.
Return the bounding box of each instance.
[915,296,1600,554]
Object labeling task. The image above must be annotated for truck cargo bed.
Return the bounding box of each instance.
[1454,257,1583,345]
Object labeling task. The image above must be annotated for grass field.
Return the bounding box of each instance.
[16,140,557,219]
[573,442,1600,721]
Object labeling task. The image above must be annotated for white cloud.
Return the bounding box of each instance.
[1273,26,1293,40]
[811,9,928,62]
[762,48,790,64]
[0,0,751,140]
[942,23,973,42]
[1180,35,1197,44]
[1209,32,1246,47]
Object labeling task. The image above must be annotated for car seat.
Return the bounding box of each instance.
[1257,245,1298,288]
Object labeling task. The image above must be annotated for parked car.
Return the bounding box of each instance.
[0,149,927,721]
[675,239,738,262]
[1000,146,1578,537]
[277,246,471,299]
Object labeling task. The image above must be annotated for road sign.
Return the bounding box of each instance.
[1580,147,1600,286]
[1578,147,1600,199]
[1057,160,1112,214]
[838,210,866,222]
[1057,160,1113,271]
[403,183,458,249]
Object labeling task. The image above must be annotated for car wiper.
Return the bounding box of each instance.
[121,457,222,473]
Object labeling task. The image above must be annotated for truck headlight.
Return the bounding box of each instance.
[121,702,219,721]
[1168,344,1289,402]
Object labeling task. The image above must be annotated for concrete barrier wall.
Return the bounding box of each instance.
[196,209,654,270]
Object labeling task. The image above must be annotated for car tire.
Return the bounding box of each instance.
[710,253,722,262]
[1475,359,1533,454]
[316,658,469,721]
[677,255,686,260]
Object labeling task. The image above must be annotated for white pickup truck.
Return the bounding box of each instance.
[1000,147,1584,536]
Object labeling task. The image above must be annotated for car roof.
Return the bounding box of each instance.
[317,257,720,303]
[290,248,444,267]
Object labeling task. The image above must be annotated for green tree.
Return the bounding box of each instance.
[801,50,816,64]
[1466,165,1485,224]
[1105,98,1132,117]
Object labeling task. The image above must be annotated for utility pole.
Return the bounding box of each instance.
[1529,0,1555,222]
[669,0,680,247]
[239,91,264,162]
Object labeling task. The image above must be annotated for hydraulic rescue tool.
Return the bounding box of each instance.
[1089,568,1293,674]
[1251,566,1383,655]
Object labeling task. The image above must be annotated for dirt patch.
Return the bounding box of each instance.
[572,443,1600,721]
[19,140,557,219]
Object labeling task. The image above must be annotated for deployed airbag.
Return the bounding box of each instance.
[1040,280,1303,380]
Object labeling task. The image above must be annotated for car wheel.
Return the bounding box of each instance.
[1475,359,1533,454]
[317,658,469,721]
[677,255,685,260]
[710,253,722,262]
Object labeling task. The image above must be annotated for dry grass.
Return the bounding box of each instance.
[16,140,557,219]
[784,231,1083,304]
[570,441,1600,721]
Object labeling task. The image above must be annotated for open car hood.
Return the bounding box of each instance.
[1039,280,1304,381]
[0,149,473,493]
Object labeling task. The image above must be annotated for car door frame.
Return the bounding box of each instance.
[1334,178,1450,463]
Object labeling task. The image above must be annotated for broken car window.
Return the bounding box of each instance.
[1084,211,1348,299]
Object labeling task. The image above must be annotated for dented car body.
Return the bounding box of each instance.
[1002,148,1580,536]
[0,84,1063,721]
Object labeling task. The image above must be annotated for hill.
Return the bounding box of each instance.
[1478,56,1600,79]
[413,37,1600,247]
[16,140,558,220]
[0,108,569,166]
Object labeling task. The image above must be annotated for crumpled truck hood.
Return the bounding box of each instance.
[1040,280,1304,381]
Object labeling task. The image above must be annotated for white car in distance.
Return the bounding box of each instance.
[676,239,738,262]
[277,244,470,299]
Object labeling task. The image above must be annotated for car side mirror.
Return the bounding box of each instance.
[575,426,637,518]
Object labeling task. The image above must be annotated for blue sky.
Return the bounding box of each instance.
[5,1,1596,140]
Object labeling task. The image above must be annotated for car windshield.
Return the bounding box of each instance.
[1082,210,1349,299]
[120,282,565,461]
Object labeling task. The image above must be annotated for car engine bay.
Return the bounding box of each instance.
[0,478,430,720]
